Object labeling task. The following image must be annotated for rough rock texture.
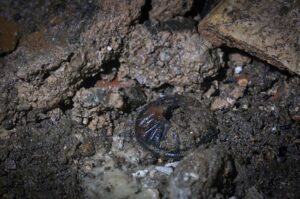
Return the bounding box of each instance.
[149,0,194,21]
[198,0,300,75]
[168,145,235,199]
[121,19,224,90]
[0,0,145,128]
[71,78,146,131]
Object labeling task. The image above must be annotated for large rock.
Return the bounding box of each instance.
[168,145,236,199]
[121,20,224,90]
[198,0,300,75]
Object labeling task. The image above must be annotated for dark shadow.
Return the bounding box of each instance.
[139,0,152,24]
[80,59,121,89]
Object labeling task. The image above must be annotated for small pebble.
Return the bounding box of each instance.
[5,159,16,170]
[132,169,149,178]
[234,66,243,74]
[107,46,112,51]
[165,161,180,168]
[155,166,174,175]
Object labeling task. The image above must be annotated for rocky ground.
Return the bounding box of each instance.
[0,0,299,198]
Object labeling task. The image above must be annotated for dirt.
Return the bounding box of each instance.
[0,0,299,199]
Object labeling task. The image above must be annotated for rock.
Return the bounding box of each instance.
[155,165,174,175]
[122,86,147,110]
[111,130,142,165]
[121,22,224,90]
[78,141,96,157]
[0,0,146,128]
[76,88,109,109]
[71,79,145,130]
[198,0,300,75]
[71,87,113,128]
[149,0,194,22]
[229,52,252,67]
[4,159,16,171]
[210,97,232,110]
[47,108,64,123]
[132,169,149,178]
[168,145,235,199]
[291,115,300,123]
[94,77,146,110]
[211,76,248,110]
[87,113,111,132]
[108,92,124,109]
[244,187,264,199]
[0,17,19,55]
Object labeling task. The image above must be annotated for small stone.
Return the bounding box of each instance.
[242,104,249,110]
[108,92,124,109]
[165,161,180,168]
[237,78,249,87]
[132,169,149,178]
[168,145,235,199]
[244,186,264,199]
[107,46,112,51]
[82,118,89,125]
[291,115,300,123]
[229,53,252,66]
[0,17,19,55]
[159,51,171,62]
[143,189,160,199]
[211,97,231,110]
[234,66,243,74]
[123,86,146,110]
[79,141,95,157]
[204,84,218,98]
[47,108,64,123]
[0,128,13,139]
[5,159,16,171]
[79,88,107,109]
[87,115,111,131]
[112,136,124,150]
[155,166,174,175]
[230,86,245,99]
